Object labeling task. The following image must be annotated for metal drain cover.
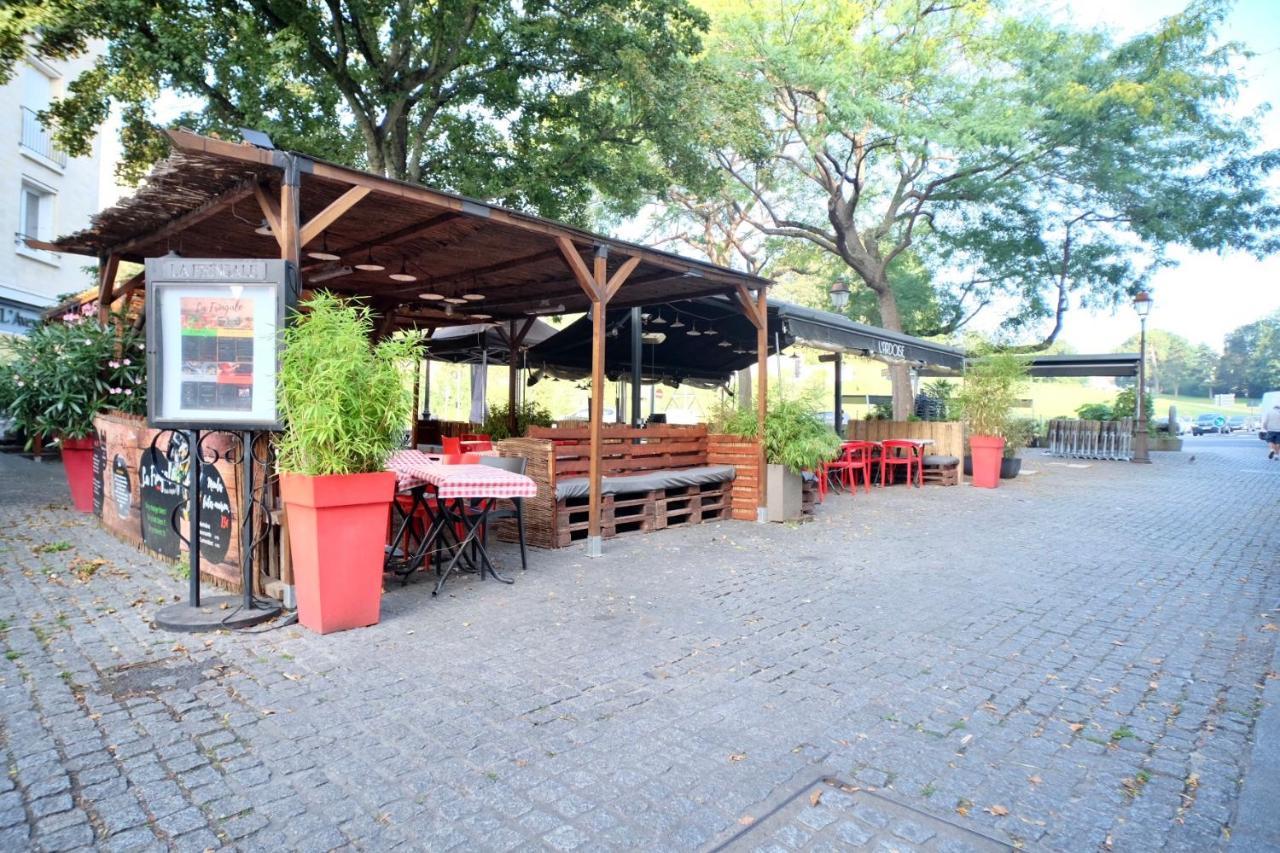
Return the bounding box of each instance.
[714,776,1012,852]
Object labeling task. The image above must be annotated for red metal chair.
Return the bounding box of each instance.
[879,440,922,488]
[840,442,877,493]
[442,436,462,455]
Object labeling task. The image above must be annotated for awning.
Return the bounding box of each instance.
[916,353,1142,378]
[774,302,966,371]
[424,319,557,364]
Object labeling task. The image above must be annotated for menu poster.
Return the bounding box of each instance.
[112,455,132,520]
[179,297,254,412]
[138,437,186,559]
[198,465,233,564]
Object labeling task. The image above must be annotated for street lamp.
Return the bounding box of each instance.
[830,279,850,311]
[1132,291,1152,464]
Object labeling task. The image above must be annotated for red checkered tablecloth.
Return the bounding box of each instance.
[388,450,536,499]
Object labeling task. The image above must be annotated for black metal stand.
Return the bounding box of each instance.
[154,429,281,632]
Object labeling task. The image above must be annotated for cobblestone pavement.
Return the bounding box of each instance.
[1,440,1278,852]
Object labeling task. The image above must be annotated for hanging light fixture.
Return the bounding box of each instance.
[462,293,485,301]
[354,248,384,272]
[669,315,685,330]
[444,296,468,305]
[470,313,492,320]
[418,293,443,301]
[830,278,851,311]
[686,322,702,337]
[718,339,733,348]
[651,313,667,325]
[253,219,273,236]
[307,232,341,261]
[389,258,416,282]
[704,324,718,337]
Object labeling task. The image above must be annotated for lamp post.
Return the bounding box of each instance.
[829,280,850,436]
[1132,291,1152,464]
[829,278,850,312]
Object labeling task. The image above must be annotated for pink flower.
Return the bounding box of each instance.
[123,389,133,396]
[122,358,131,366]
[110,387,122,394]
[109,360,120,369]
[15,380,24,387]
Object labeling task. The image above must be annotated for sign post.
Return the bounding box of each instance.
[146,257,293,633]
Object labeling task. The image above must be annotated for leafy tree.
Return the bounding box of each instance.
[1118,329,1219,397]
[683,0,1279,416]
[1216,310,1280,398]
[1,0,713,221]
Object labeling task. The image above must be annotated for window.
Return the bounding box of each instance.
[18,181,54,242]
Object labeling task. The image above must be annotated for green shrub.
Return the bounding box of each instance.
[276,292,423,476]
[723,396,841,475]
[4,306,145,449]
[481,400,553,441]
[1075,402,1114,420]
[955,352,1028,439]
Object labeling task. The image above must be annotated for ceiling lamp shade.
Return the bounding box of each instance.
[704,325,718,336]
[718,339,733,348]
[253,219,273,236]
[418,292,444,300]
[686,323,702,337]
[389,259,416,282]
[444,297,468,305]
[462,293,485,301]
[470,313,492,320]
[307,232,341,261]
[669,316,685,329]
[651,313,668,325]
[354,249,385,272]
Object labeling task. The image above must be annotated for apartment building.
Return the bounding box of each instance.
[0,50,108,334]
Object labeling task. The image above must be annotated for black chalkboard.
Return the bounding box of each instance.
[91,437,106,518]
[138,446,182,558]
[198,464,233,564]
[111,454,132,520]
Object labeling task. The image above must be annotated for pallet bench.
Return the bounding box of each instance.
[495,425,741,548]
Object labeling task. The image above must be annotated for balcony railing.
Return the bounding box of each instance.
[20,106,68,167]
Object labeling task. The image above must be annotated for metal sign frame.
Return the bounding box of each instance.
[144,257,295,431]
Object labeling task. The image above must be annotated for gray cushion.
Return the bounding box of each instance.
[556,465,736,501]
[922,454,959,466]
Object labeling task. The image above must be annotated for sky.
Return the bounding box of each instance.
[1019,0,1280,354]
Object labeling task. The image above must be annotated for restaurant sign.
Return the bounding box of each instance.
[144,258,295,430]
[873,339,907,360]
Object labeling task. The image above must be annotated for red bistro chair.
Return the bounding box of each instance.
[840,441,877,493]
[879,440,923,488]
[461,433,490,443]
[442,436,462,455]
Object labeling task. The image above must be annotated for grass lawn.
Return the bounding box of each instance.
[1015,381,1260,421]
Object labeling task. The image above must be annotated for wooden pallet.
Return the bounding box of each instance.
[922,461,959,485]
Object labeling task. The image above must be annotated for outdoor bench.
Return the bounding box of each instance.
[496,425,754,548]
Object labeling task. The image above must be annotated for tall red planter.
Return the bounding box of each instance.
[969,435,1005,489]
[280,471,395,634]
[59,436,98,512]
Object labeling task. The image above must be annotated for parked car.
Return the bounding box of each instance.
[1178,417,1195,435]
[1226,415,1247,433]
[1191,413,1229,435]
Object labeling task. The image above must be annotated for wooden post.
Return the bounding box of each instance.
[275,156,302,600]
[556,237,638,557]
[755,288,768,522]
[97,254,120,326]
[508,320,520,436]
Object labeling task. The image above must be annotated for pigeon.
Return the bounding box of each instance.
[1188,455,1196,464]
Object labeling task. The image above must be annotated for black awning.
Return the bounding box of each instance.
[916,352,1142,378]
[527,297,785,387]
[773,301,966,371]
[424,319,557,364]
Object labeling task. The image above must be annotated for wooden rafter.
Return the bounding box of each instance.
[328,212,462,259]
[96,254,121,325]
[604,256,642,303]
[300,186,371,247]
[253,183,282,248]
[556,236,598,302]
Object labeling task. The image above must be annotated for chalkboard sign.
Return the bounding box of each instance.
[111,455,132,520]
[91,438,106,518]
[138,445,183,558]
[198,464,233,564]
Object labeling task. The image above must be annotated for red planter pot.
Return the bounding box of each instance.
[59,436,98,513]
[280,471,396,634]
[969,435,1006,489]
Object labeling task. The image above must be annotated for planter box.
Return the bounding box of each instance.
[999,457,1022,479]
[766,464,802,522]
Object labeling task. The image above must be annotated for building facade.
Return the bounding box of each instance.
[0,50,106,334]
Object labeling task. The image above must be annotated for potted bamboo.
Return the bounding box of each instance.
[725,398,840,521]
[3,305,145,511]
[277,293,422,634]
[955,353,1027,489]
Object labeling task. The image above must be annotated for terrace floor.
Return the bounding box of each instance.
[1,435,1278,852]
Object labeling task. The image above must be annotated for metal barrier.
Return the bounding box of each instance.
[1045,418,1133,461]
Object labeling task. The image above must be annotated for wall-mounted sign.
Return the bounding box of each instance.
[139,442,184,559]
[144,258,295,430]
[91,437,106,518]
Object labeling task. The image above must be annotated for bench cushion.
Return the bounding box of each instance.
[922,454,960,466]
[556,464,736,501]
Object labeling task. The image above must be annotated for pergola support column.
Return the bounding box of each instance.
[755,288,768,522]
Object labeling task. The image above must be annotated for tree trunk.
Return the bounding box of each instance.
[872,284,914,420]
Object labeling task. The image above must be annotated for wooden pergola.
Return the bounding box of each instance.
[41,130,774,553]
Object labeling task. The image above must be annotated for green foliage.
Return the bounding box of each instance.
[955,353,1029,439]
[276,293,422,476]
[481,400,553,442]
[1112,387,1154,423]
[3,0,714,222]
[1001,418,1038,459]
[1075,402,1115,421]
[1216,310,1280,398]
[723,396,840,475]
[1119,329,1218,397]
[3,306,145,448]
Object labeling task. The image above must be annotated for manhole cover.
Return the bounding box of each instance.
[713,776,1012,852]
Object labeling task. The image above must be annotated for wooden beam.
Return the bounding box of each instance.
[299,185,371,247]
[110,271,145,307]
[603,256,641,303]
[324,212,461,260]
[735,283,763,330]
[253,183,283,249]
[97,254,120,325]
[557,236,598,302]
[513,317,537,346]
[378,247,564,297]
[110,180,258,257]
[279,167,301,269]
